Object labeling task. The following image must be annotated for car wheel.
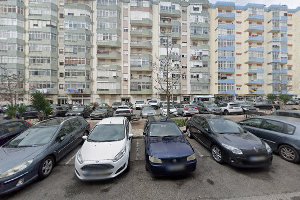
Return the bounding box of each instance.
[38,156,55,179]
[187,128,193,139]
[224,110,229,115]
[211,145,224,164]
[279,145,300,163]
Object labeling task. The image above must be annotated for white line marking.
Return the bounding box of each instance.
[65,153,77,165]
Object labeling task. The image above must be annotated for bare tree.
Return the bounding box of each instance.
[153,36,181,117]
[0,65,25,105]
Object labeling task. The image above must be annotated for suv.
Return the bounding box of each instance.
[218,102,243,115]
[0,120,31,146]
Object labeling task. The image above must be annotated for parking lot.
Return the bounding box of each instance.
[2,114,300,200]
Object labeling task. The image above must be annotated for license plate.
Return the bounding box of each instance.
[167,164,185,171]
[250,156,266,162]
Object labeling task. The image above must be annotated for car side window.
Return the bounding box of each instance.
[286,124,296,135]
[58,121,74,137]
[261,120,284,133]
[241,118,262,128]
[201,120,210,132]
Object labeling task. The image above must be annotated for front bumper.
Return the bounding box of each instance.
[0,167,38,196]
[75,154,129,181]
[147,160,197,176]
[228,154,273,168]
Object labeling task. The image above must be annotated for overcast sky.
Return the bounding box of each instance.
[210,0,300,9]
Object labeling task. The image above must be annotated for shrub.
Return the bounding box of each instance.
[173,118,188,127]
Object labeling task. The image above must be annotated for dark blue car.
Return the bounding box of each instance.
[144,117,197,176]
[0,117,89,195]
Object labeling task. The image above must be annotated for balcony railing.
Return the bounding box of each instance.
[97,40,121,47]
[218,79,235,84]
[247,14,264,22]
[247,36,264,43]
[249,90,264,95]
[218,90,235,95]
[97,89,121,94]
[247,79,264,85]
[216,12,235,20]
[248,68,264,74]
[130,29,152,37]
[246,25,264,32]
[160,9,181,17]
[131,41,152,49]
[190,34,209,41]
[247,57,264,64]
[131,18,152,26]
[97,51,121,59]
[218,68,235,73]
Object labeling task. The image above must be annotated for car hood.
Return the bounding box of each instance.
[0,146,45,174]
[80,140,125,161]
[147,136,194,159]
[216,132,264,150]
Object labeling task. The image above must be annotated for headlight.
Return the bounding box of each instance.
[264,142,272,154]
[222,143,243,155]
[148,156,162,164]
[77,150,83,164]
[113,147,126,162]
[187,153,196,161]
[0,160,33,179]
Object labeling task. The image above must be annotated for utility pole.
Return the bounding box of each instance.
[166,35,170,118]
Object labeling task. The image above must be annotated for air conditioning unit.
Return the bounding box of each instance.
[124,78,128,81]
[112,72,117,77]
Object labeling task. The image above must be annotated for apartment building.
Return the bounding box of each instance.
[0,0,299,105]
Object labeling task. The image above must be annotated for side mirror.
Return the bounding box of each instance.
[143,131,146,135]
[82,135,88,140]
[128,133,133,139]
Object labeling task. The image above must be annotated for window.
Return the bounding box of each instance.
[241,118,262,128]
[261,120,284,133]
[286,124,295,135]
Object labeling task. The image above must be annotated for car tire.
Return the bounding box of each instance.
[38,156,55,179]
[187,128,193,139]
[211,145,224,164]
[223,110,229,115]
[279,145,300,163]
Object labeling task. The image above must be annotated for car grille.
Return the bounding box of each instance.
[243,148,267,156]
[81,164,114,171]
[162,157,187,164]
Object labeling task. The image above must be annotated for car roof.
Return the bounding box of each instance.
[35,117,76,127]
[97,117,126,125]
[254,115,300,125]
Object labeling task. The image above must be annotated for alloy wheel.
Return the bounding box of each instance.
[211,146,223,163]
[42,158,53,176]
[279,145,298,162]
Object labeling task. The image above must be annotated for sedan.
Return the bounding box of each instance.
[140,106,156,119]
[186,115,272,168]
[65,106,91,118]
[144,117,197,176]
[239,116,300,163]
[90,107,113,119]
[75,117,132,180]
[0,117,89,195]
[160,105,178,116]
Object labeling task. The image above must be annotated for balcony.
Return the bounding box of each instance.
[272,79,288,84]
[247,36,264,43]
[66,88,91,94]
[248,47,264,52]
[218,56,235,62]
[247,79,264,85]
[130,89,152,95]
[131,18,152,26]
[34,88,58,95]
[218,79,235,84]
[249,89,264,95]
[247,15,264,22]
[218,24,235,30]
[272,69,288,74]
[190,34,209,41]
[97,40,121,47]
[218,35,235,40]
[270,58,288,64]
[270,26,288,33]
[131,41,152,49]
[160,9,181,17]
[97,64,121,71]
[216,12,235,20]
[246,57,264,64]
[97,89,121,94]
[246,25,264,32]
[248,68,264,74]
[218,90,235,95]
[97,51,121,59]
[130,29,152,37]
[218,68,235,73]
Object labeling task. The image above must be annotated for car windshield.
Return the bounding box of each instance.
[72,107,84,111]
[88,124,125,142]
[5,126,58,147]
[143,107,154,111]
[136,101,144,104]
[149,123,182,137]
[95,108,107,112]
[208,119,243,134]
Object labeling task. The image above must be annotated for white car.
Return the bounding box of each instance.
[148,99,160,109]
[75,117,133,180]
[160,105,178,116]
[218,102,243,115]
[134,100,145,110]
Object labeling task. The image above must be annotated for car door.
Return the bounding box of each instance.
[198,119,213,148]
[240,118,264,136]
[188,116,201,141]
[68,118,84,146]
[54,122,74,160]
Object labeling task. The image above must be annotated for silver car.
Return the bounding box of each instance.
[141,106,156,118]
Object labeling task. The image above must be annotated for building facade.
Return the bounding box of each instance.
[0,0,299,105]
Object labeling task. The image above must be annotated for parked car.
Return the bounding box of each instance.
[218,102,243,115]
[144,117,197,176]
[174,103,184,115]
[160,105,178,116]
[148,100,160,109]
[90,107,114,119]
[200,103,222,115]
[186,115,273,168]
[112,102,122,110]
[65,106,91,118]
[75,117,132,180]
[134,100,145,110]
[49,105,68,118]
[0,117,89,195]
[273,110,300,118]
[123,102,133,109]
[177,105,199,116]
[114,105,134,121]
[237,102,257,114]
[141,106,156,119]
[239,116,300,163]
[0,120,32,146]
[286,100,298,105]
[18,106,39,120]
[254,101,280,110]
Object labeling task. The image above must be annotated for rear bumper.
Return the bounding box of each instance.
[147,160,197,176]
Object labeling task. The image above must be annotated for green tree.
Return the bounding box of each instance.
[17,104,27,118]
[31,92,52,121]
[279,94,292,105]
[5,105,18,119]
[267,94,277,103]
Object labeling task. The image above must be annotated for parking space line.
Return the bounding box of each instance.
[65,153,77,165]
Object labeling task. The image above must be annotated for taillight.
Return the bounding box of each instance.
[184,107,189,111]
[194,107,198,110]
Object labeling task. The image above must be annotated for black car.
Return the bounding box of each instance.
[49,105,68,118]
[18,106,39,120]
[185,115,273,168]
[90,107,114,119]
[273,110,300,119]
[65,106,91,118]
[0,120,31,146]
[254,101,280,110]
[239,116,300,163]
[0,117,89,195]
[112,102,122,110]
